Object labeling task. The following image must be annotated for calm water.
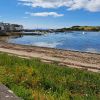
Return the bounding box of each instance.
[5,31,100,53]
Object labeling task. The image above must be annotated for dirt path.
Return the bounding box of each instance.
[0,42,100,72]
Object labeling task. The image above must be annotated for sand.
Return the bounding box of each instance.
[0,42,100,72]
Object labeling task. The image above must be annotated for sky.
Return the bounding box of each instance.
[0,0,100,29]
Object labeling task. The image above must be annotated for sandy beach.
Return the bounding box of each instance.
[0,41,100,72]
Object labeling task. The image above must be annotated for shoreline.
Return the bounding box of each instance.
[2,40,100,55]
[0,41,100,72]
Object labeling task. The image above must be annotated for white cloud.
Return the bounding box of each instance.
[86,0,100,12]
[26,12,64,17]
[19,0,100,12]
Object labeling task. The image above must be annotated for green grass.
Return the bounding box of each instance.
[0,52,100,100]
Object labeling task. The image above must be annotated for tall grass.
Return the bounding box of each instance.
[0,52,100,100]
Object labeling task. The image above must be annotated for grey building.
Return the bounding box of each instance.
[0,22,23,32]
[10,24,23,32]
[0,23,5,31]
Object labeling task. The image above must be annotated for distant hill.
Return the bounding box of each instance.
[55,26,100,32]
[24,26,100,33]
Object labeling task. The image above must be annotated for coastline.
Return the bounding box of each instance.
[0,41,100,72]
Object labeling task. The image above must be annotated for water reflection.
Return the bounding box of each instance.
[0,35,23,41]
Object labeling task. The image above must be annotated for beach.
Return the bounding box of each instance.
[0,41,100,72]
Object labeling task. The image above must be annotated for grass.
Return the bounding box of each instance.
[0,52,100,100]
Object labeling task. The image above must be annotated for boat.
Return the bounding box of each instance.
[82,32,85,34]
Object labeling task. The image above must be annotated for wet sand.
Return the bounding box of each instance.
[0,41,100,72]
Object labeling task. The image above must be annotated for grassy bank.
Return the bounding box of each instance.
[0,52,100,100]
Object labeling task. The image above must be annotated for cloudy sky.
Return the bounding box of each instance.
[0,0,100,29]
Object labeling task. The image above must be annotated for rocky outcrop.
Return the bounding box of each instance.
[0,84,21,100]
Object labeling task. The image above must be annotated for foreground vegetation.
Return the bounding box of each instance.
[0,52,100,100]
